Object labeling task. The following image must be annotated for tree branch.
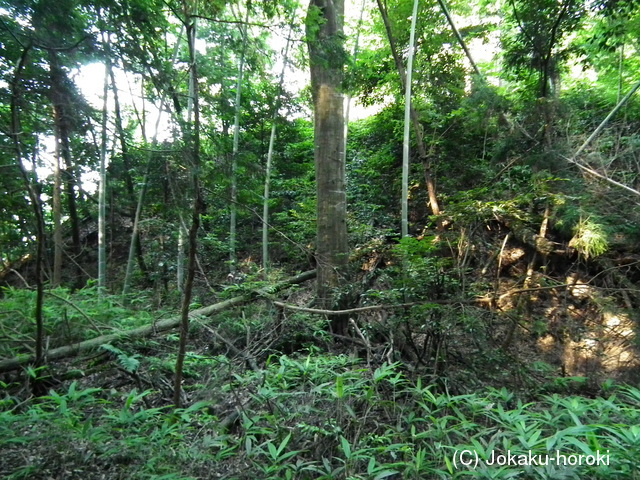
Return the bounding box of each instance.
[0,270,316,373]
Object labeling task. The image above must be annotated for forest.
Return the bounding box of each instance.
[1,0,640,478]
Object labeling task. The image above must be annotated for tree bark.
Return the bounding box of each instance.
[306,0,349,333]
[52,124,63,287]
[98,36,110,293]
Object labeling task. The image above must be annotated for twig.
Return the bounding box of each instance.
[11,269,105,333]
[195,320,259,372]
[562,155,640,198]
[564,79,640,197]
[270,299,472,316]
[349,318,371,367]
[45,291,106,334]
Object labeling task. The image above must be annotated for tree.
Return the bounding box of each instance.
[502,0,586,99]
[8,45,47,392]
[501,0,586,149]
[376,0,441,218]
[401,0,419,239]
[263,19,295,272]
[173,3,204,409]
[306,0,349,331]
[98,33,110,293]
[229,5,250,273]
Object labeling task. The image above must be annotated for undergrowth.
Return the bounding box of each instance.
[2,355,639,479]
[0,285,161,359]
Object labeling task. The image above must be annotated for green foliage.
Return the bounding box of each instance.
[569,218,609,259]
[391,236,458,300]
[0,286,162,359]
[99,344,140,373]
[3,0,640,476]
[500,0,587,96]
[3,359,640,479]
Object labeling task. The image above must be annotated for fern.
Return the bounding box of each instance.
[100,343,140,373]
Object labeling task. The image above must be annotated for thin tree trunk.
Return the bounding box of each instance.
[177,225,186,292]
[49,50,82,284]
[402,0,419,238]
[174,13,203,409]
[108,61,149,279]
[263,21,294,272]
[52,126,63,287]
[617,43,624,104]
[10,46,46,391]
[109,66,135,200]
[98,37,110,292]
[122,166,150,298]
[435,0,482,77]
[177,20,199,293]
[376,0,440,217]
[230,7,250,273]
[121,31,184,298]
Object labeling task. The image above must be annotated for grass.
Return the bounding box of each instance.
[2,355,640,479]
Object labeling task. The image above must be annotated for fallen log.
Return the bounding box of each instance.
[0,270,316,373]
[494,214,556,256]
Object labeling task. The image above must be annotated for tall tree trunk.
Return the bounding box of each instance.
[174,11,203,409]
[52,125,63,287]
[263,20,294,273]
[10,46,46,392]
[98,37,110,293]
[109,61,149,280]
[306,0,349,333]
[401,0,419,238]
[376,0,440,217]
[49,50,82,285]
[229,6,250,273]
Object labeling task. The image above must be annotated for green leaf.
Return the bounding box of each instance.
[340,436,351,458]
[444,454,454,474]
[336,375,344,399]
[374,470,400,479]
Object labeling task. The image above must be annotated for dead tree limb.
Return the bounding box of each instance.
[0,270,316,373]
[270,298,473,315]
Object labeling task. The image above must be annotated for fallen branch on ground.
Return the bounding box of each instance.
[0,270,316,373]
[270,298,473,315]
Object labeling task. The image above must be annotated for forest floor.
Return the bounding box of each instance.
[2,222,640,479]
